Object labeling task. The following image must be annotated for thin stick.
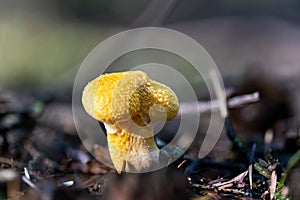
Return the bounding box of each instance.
[269,171,277,200]
[179,92,259,116]
[209,69,228,118]
[131,0,178,27]
[249,144,256,191]
[22,175,41,192]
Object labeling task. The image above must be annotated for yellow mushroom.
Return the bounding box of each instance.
[82,71,179,173]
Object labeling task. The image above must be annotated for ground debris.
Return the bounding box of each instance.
[0,87,299,199]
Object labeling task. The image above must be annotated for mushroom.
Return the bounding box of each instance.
[82,71,179,173]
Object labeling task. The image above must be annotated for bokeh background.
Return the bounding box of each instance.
[1,0,300,86]
[1,0,299,127]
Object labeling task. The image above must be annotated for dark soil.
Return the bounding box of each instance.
[0,84,299,200]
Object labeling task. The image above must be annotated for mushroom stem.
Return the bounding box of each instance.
[107,130,159,173]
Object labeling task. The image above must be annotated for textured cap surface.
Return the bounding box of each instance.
[82,71,179,127]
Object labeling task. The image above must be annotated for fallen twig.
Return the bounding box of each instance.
[179,92,259,116]
[249,143,257,191]
[212,170,248,188]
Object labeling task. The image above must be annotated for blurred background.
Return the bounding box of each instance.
[1,1,300,198]
[1,0,299,126]
[1,0,300,87]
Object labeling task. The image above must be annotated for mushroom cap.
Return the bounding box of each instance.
[82,71,179,127]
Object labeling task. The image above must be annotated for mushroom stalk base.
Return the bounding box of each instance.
[107,130,159,173]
